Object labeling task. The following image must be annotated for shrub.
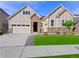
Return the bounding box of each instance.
[56,31,60,35]
[43,32,48,35]
[63,20,74,33]
[0,31,3,35]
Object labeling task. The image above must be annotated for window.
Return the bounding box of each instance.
[12,24,16,26]
[41,23,43,27]
[23,11,26,15]
[62,20,64,26]
[23,11,30,15]
[51,20,54,26]
[26,25,30,26]
[28,11,30,15]
[22,25,25,26]
[17,24,21,26]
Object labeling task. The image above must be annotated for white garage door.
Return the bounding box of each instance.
[13,25,30,33]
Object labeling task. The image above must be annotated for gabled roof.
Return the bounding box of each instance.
[42,4,64,20]
[31,13,36,19]
[48,5,64,17]
[41,16,45,19]
[0,8,9,16]
[8,4,41,19]
[74,14,79,16]
[56,8,73,18]
[56,9,66,18]
[42,4,73,21]
[65,8,74,17]
[74,17,79,23]
[8,5,27,19]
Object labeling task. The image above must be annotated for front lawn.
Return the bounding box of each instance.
[34,54,79,58]
[34,35,79,45]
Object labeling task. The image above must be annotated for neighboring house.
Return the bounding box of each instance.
[8,5,42,33]
[73,15,79,32]
[9,4,78,33]
[0,8,9,33]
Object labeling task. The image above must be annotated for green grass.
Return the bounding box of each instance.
[34,54,79,58]
[34,35,79,45]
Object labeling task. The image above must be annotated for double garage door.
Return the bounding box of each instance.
[12,25,30,33]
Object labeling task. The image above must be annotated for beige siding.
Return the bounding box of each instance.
[59,11,73,27]
[43,6,64,27]
[9,5,74,33]
[49,6,64,27]
[42,18,48,32]
[42,6,73,32]
[42,6,65,32]
[9,6,36,33]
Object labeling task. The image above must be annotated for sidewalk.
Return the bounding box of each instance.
[21,45,79,57]
[0,45,79,58]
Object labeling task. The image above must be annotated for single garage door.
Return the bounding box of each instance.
[13,25,30,33]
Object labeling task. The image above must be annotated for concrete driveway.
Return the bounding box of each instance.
[0,33,39,58]
[0,33,39,47]
[0,34,28,47]
[0,33,79,58]
[0,33,37,58]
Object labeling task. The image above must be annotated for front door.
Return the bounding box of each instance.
[33,22,38,32]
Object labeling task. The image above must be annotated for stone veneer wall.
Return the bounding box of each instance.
[47,27,73,33]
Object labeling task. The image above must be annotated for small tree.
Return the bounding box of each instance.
[63,20,74,33]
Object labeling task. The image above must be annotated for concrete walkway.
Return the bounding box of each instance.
[0,45,79,58]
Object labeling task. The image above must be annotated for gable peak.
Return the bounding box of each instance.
[58,4,65,9]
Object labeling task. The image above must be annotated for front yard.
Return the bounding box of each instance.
[34,35,79,45]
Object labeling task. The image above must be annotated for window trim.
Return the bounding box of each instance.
[62,20,65,26]
[28,11,30,15]
[51,20,54,26]
[12,24,16,26]
[23,11,26,15]
[22,25,26,26]
[23,11,30,15]
[17,24,21,26]
[26,25,30,26]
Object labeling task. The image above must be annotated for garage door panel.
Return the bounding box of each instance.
[13,26,30,33]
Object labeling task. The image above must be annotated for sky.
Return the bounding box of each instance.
[0,1,79,16]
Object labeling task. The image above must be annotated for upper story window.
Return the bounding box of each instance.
[23,11,30,15]
[62,20,65,26]
[51,20,54,26]
[28,11,30,15]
